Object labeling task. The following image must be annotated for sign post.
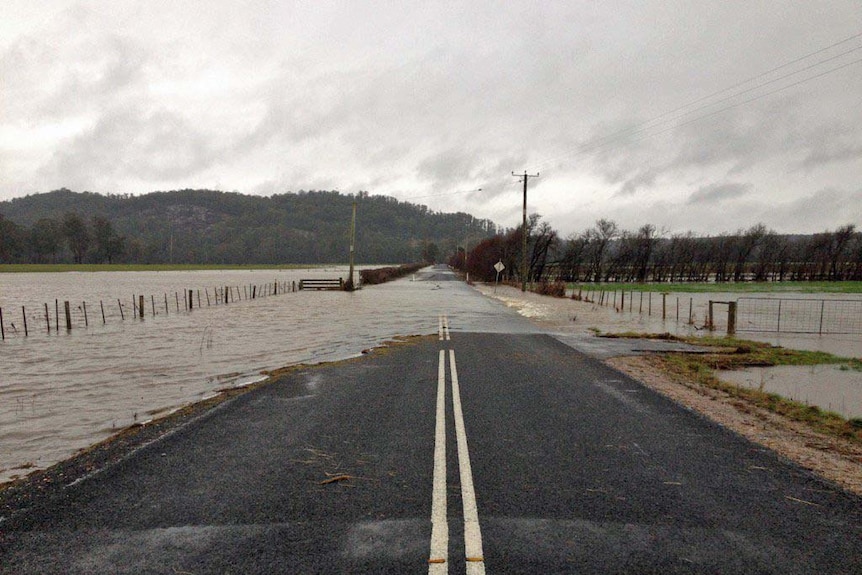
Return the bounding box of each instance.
[494,261,505,293]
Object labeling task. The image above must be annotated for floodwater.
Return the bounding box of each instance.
[544,286,861,359]
[0,267,522,484]
[477,283,862,420]
[717,365,862,419]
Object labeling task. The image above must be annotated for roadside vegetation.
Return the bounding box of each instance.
[452,215,861,286]
[604,333,862,444]
[359,263,426,285]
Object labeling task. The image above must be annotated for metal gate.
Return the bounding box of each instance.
[736,298,862,334]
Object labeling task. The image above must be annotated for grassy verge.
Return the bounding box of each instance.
[570,281,862,294]
[0,263,330,273]
[611,333,862,443]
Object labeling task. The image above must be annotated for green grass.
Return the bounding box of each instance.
[0,263,329,273]
[628,335,862,443]
[571,281,862,294]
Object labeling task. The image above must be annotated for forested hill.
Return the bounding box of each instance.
[0,189,498,265]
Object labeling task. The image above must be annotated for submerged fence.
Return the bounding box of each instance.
[0,280,303,341]
[736,298,862,335]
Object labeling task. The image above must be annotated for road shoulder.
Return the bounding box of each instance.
[608,354,862,496]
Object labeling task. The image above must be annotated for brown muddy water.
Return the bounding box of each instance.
[0,267,521,484]
[717,365,862,419]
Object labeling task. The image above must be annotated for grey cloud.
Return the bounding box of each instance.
[42,106,218,190]
[796,123,862,170]
[617,169,660,197]
[687,182,751,205]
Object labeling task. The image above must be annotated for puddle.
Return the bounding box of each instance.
[717,365,862,419]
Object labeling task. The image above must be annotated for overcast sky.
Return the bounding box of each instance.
[1,1,860,236]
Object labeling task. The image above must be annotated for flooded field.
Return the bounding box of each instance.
[0,267,518,484]
[718,365,862,419]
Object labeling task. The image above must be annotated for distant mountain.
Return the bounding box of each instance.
[0,188,498,265]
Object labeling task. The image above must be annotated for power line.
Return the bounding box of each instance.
[393,32,862,207]
[643,31,862,126]
[570,56,862,160]
[534,31,862,170]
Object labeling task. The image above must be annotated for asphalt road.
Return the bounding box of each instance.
[1,268,860,574]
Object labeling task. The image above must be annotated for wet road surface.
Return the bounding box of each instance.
[1,266,860,573]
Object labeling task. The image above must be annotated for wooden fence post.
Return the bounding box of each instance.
[64,301,72,330]
[0,307,4,340]
[83,302,88,327]
[139,295,145,319]
[45,303,50,333]
[728,301,737,335]
[118,299,125,320]
[22,306,28,336]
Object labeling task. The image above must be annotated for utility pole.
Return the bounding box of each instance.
[512,171,539,291]
[347,195,357,291]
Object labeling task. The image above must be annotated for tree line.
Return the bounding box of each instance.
[0,189,497,265]
[455,217,862,284]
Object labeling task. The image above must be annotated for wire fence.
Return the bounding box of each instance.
[737,298,862,334]
[0,280,300,341]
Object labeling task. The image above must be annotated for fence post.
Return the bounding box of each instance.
[819,300,825,335]
[727,301,737,336]
[708,300,714,331]
[83,302,88,327]
[118,299,125,320]
[139,295,145,319]
[0,307,4,340]
[101,301,106,324]
[777,300,782,332]
[662,293,667,320]
[22,306,28,336]
[65,301,72,330]
[45,303,50,333]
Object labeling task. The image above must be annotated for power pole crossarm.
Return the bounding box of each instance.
[512,171,539,292]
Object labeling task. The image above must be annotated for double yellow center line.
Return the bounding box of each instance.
[430,315,485,574]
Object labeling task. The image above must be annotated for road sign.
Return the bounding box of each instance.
[494,261,505,273]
